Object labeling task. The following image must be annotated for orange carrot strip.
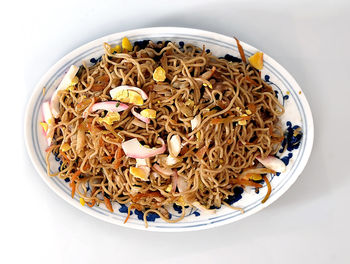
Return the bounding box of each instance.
[59,151,69,162]
[211,117,233,124]
[114,147,124,169]
[69,170,81,198]
[70,170,81,186]
[99,138,104,147]
[234,37,246,63]
[180,145,189,155]
[230,178,263,188]
[104,197,114,212]
[217,101,227,109]
[261,175,271,204]
[131,191,163,203]
[245,76,259,86]
[124,205,134,224]
[248,103,257,114]
[71,182,76,198]
[95,75,110,83]
[101,156,113,162]
[91,83,106,92]
[86,200,96,207]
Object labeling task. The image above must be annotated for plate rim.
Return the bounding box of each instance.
[24,27,314,232]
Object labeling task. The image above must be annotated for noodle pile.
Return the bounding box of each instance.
[45,39,285,225]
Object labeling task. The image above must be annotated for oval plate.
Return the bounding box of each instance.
[25,27,314,232]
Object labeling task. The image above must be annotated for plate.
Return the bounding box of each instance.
[24,27,314,232]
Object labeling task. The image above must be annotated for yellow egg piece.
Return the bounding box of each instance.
[153,66,166,82]
[114,89,129,101]
[40,122,48,132]
[111,45,121,53]
[127,91,144,105]
[122,37,133,52]
[175,196,189,206]
[238,114,248,125]
[250,174,263,181]
[130,167,149,181]
[60,143,71,152]
[47,118,54,125]
[165,184,172,193]
[140,109,156,119]
[98,112,120,125]
[114,90,143,105]
[70,76,79,85]
[248,52,264,70]
[79,198,85,206]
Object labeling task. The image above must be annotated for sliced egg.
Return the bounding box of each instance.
[130,166,150,181]
[50,65,79,118]
[97,112,120,125]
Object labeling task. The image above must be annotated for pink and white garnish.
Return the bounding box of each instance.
[121,138,166,159]
[153,164,173,176]
[109,85,148,100]
[177,175,188,193]
[171,170,179,193]
[131,107,150,124]
[51,65,79,118]
[256,155,286,173]
[82,101,128,118]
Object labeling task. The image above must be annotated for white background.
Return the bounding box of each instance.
[1,0,350,263]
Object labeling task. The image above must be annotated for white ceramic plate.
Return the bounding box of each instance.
[25,27,314,232]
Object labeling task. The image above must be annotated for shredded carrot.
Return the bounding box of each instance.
[217,101,227,109]
[241,167,275,179]
[91,83,107,92]
[230,178,263,188]
[234,37,247,63]
[101,156,113,163]
[86,199,96,207]
[124,205,133,224]
[69,170,81,198]
[114,147,124,169]
[99,137,104,147]
[45,145,57,153]
[70,170,81,184]
[76,99,92,112]
[211,117,233,124]
[95,75,110,83]
[71,182,76,198]
[104,197,114,212]
[245,76,259,86]
[124,204,143,224]
[180,145,189,155]
[59,150,69,162]
[248,103,257,114]
[83,163,90,171]
[261,175,271,203]
[195,145,208,159]
[131,191,163,203]
[239,115,251,121]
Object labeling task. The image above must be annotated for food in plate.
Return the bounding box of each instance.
[42,37,290,226]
